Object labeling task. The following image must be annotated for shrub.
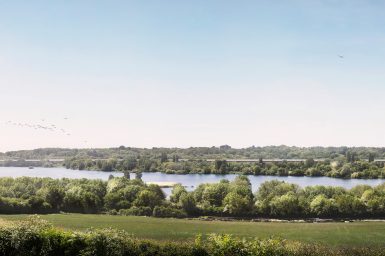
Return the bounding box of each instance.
[118,206,152,216]
[152,206,187,218]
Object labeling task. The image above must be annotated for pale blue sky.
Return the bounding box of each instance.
[1,1,385,151]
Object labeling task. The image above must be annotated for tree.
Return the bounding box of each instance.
[309,195,337,217]
[147,184,166,201]
[335,194,365,217]
[138,157,153,171]
[28,196,49,212]
[214,160,228,174]
[305,158,315,168]
[305,167,322,177]
[346,151,357,163]
[135,171,142,180]
[78,161,86,170]
[172,154,180,163]
[255,181,300,201]
[339,164,353,178]
[123,157,137,171]
[179,193,198,215]
[160,152,168,163]
[133,190,163,209]
[101,160,114,172]
[104,184,142,210]
[219,145,231,150]
[170,184,187,203]
[223,192,253,215]
[123,171,130,179]
[346,151,352,163]
[63,186,103,213]
[201,183,229,207]
[269,193,300,217]
[230,176,253,199]
[44,185,64,210]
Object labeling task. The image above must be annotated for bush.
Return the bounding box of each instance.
[152,206,187,218]
[118,206,152,216]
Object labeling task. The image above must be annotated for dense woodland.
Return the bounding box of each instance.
[0,176,383,218]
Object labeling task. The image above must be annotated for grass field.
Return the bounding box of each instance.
[1,214,384,247]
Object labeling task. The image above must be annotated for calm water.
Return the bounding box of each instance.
[0,167,384,196]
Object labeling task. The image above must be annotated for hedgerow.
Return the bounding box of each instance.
[0,217,383,256]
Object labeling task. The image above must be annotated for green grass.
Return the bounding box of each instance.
[1,214,385,247]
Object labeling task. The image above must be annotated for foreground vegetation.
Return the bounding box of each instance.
[0,176,384,219]
[0,216,383,256]
[1,214,385,247]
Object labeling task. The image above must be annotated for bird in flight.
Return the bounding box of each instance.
[338,55,344,59]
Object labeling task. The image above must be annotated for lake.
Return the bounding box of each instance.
[0,167,384,196]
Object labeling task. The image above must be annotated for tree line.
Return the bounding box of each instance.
[0,176,383,218]
[3,146,385,179]
[61,157,385,179]
[3,145,385,162]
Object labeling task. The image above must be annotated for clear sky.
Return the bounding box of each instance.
[1,0,385,152]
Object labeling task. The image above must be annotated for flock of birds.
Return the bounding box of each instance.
[4,118,89,144]
[4,118,71,136]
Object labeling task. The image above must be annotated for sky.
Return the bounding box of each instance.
[1,0,385,152]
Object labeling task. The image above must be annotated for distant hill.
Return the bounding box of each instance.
[1,145,384,161]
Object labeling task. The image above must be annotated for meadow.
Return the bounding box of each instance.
[1,214,384,247]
